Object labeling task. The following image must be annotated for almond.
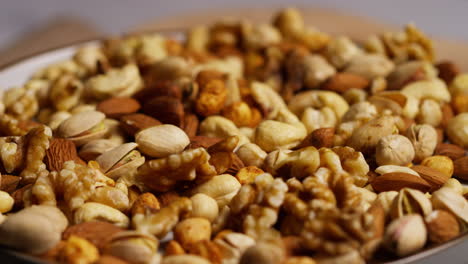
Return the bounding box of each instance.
[371,172,431,193]
[367,202,385,239]
[96,97,141,118]
[454,156,468,180]
[425,210,460,244]
[0,175,20,193]
[440,103,455,129]
[45,138,85,172]
[142,95,184,126]
[322,73,369,93]
[436,128,444,144]
[436,61,460,85]
[181,113,199,138]
[435,143,465,160]
[298,127,334,149]
[120,113,162,136]
[189,136,223,149]
[411,165,450,191]
[63,222,123,250]
[135,81,182,103]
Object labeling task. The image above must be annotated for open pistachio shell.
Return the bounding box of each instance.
[431,187,468,223]
[97,143,139,172]
[105,231,158,264]
[57,110,108,146]
[390,188,432,219]
[79,139,119,161]
[96,143,145,180]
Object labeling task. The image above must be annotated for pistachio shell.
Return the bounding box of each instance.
[106,231,158,264]
[107,153,145,180]
[136,125,190,158]
[384,214,427,257]
[58,110,105,137]
[390,188,432,219]
[431,187,468,223]
[96,143,138,172]
[79,139,119,161]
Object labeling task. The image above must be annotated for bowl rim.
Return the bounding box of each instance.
[0,28,467,264]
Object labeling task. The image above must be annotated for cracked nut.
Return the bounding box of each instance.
[136,125,190,158]
[57,110,108,146]
[383,214,427,257]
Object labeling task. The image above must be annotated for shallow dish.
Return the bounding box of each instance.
[0,30,467,264]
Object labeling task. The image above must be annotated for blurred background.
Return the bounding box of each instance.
[1,0,468,67]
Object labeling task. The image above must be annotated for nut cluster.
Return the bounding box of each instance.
[0,7,467,264]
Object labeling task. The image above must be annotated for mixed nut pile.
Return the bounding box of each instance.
[0,7,468,264]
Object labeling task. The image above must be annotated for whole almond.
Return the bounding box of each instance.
[181,113,199,138]
[0,175,21,193]
[454,156,468,180]
[120,113,162,136]
[425,210,460,243]
[411,165,450,191]
[322,73,369,93]
[298,127,335,149]
[436,61,460,85]
[189,136,223,149]
[63,222,123,250]
[371,172,431,193]
[97,97,141,118]
[142,96,184,126]
[45,138,86,171]
[435,143,465,160]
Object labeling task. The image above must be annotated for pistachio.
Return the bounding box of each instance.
[136,125,190,158]
[383,214,427,257]
[105,231,159,264]
[390,188,432,219]
[96,142,145,179]
[431,187,468,223]
[57,110,108,146]
[79,139,119,161]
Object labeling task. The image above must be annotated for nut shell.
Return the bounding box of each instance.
[136,125,190,158]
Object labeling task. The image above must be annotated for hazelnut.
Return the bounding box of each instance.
[405,124,438,162]
[174,218,211,249]
[375,135,415,166]
[421,155,454,178]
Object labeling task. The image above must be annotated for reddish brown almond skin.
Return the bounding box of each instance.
[135,81,182,103]
[45,138,86,172]
[0,175,21,193]
[120,113,162,136]
[97,97,141,118]
[411,165,450,191]
[298,127,335,149]
[436,61,460,85]
[142,96,184,126]
[426,210,460,244]
[181,113,199,138]
[189,136,223,149]
[435,143,465,160]
[63,222,123,250]
[322,73,369,93]
[453,156,468,180]
[440,103,455,129]
[371,172,431,193]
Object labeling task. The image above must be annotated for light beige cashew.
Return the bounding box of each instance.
[74,202,129,228]
[302,55,336,88]
[194,56,244,80]
[301,107,337,133]
[199,116,250,146]
[325,36,362,69]
[254,119,306,152]
[236,143,267,168]
[341,101,378,123]
[242,23,282,50]
[250,81,287,119]
[288,90,349,121]
[344,53,395,79]
[85,64,143,100]
[401,78,451,103]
